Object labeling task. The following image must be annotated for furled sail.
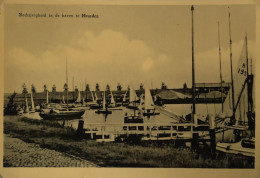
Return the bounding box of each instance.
[30,93,35,112]
[62,95,65,104]
[25,96,29,113]
[110,91,116,106]
[91,91,95,102]
[102,91,106,110]
[46,91,49,104]
[76,91,81,103]
[95,92,98,102]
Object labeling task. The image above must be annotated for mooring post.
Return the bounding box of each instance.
[170,126,173,138]
[191,113,199,150]
[209,115,216,158]
[76,120,85,138]
[191,132,199,151]
[149,126,152,138]
[126,126,129,137]
[102,126,105,141]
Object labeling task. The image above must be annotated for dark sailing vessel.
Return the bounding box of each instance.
[39,109,85,120]
[39,58,85,120]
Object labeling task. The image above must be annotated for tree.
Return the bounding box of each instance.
[85,84,90,91]
[75,86,79,92]
[31,84,36,93]
[43,84,48,92]
[140,83,144,90]
[52,84,56,92]
[183,83,187,89]
[106,84,110,92]
[127,85,130,91]
[95,83,100,91]
[139,83,145,92]
[22,83,28,94]
[161,82,167,90]
[117,83,122,91]
[63,83,68,91]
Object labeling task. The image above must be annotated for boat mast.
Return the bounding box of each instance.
[72,77,74,91]
[191,5,196,116]
[228,8,235,121]
[250,58,252,75]
[218,22,223,112]
[245,34,252,123]
[66,57,69,108]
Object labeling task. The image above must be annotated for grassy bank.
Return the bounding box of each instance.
[4,116,254,168]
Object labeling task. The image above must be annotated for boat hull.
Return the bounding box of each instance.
[39,110,85,120]
[89,104,101,109]
[124,116,143,123]
[95,110,112,114]
[216,139,255,157]
[143,112,160,116]
[126,105,139,110]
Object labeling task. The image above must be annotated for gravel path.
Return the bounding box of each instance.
[4,134,99,167]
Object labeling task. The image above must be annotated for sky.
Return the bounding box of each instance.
[4,4,255,93]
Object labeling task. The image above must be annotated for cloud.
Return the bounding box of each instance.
[142,57,154,71]
[195,39,255,84]
[5,29,170,92]
[5,29,255,93]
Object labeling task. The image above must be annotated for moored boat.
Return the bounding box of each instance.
[216,138,254,157]
[214,30,255,156]
[95,91,112,114]
[142,86,160,116]
[39,108,85,120]
[126,86,139,110]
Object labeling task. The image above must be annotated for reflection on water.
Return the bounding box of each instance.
[15,104,222,131]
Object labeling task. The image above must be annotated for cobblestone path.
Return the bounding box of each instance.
[4,134,99,167]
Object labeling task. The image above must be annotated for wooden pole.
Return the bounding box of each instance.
[228,8,235,122]
[191,5,196,116]
[218,22,224,112]
[209,115,216,157]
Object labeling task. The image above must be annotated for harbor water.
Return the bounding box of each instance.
[17,103,222,130]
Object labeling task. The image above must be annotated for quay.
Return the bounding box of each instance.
[78,121,213,144]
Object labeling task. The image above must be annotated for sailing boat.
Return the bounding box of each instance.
[108,91,122,110]
[95,91,112,114]
[215,36,255,157]
[89,91,101,109]
[126,86,139,110]
[30,92,35,113]
[143,86,160,116]
[124,87,143,123]
[39,58,85,120]
[110,91,116,107]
